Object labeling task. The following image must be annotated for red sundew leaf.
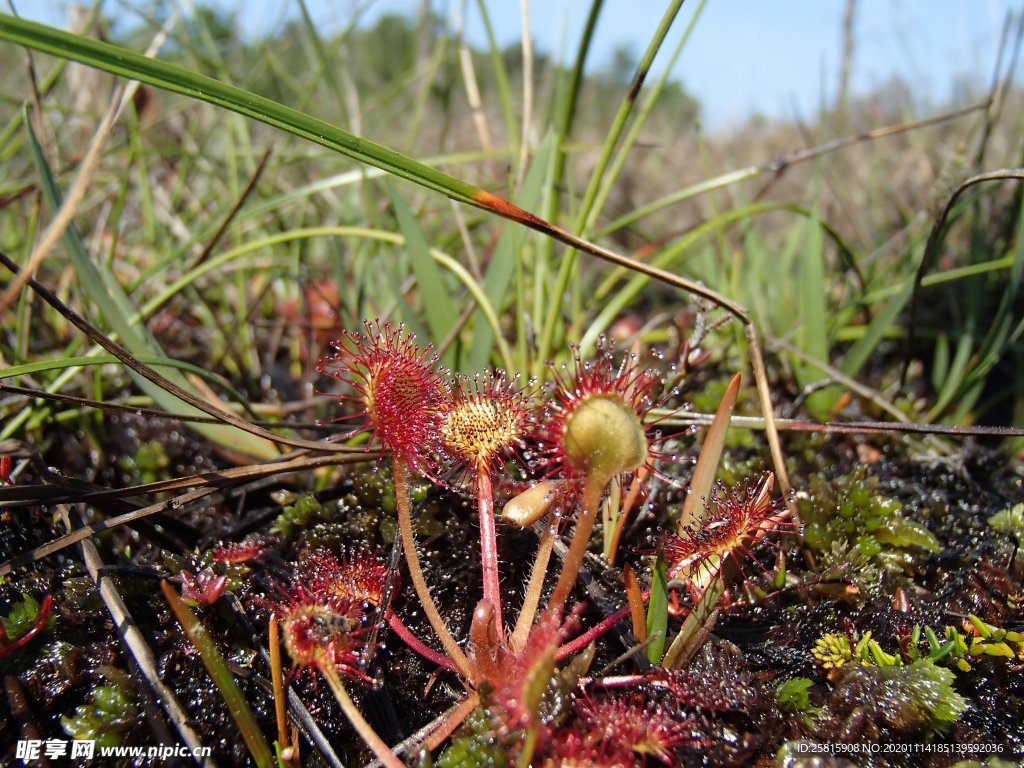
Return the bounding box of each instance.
[440,372,536,482]
[212,537,268,565]
[317,321,447,480]
[180,568,228,607]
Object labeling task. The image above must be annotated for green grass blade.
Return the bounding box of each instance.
[645,555,669,665]
[1,354,245,394]
[0,14,487,208]
[23,109,278,459]
[840,280,914,380]
[539,0,687,353]
[587,0,707,229]
[581,202,827,355]
[388,182,458,365]
[576,0,686,235]
[162,582,274,768]
[796,204,832,413]
[296,0,349,121]
[465,133,555,373]
[534,0,606,369]
[474,0,519,163]
[927,330,974,420]
[951,193,1024,412]
[663,573,724,669]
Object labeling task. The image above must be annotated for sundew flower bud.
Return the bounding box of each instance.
[502,479,569,528]
[538,344,661,486]
[563,394,647,483]
[441,373,533,479]
[318,321,446,478]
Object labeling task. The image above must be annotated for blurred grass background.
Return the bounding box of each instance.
[0,0,1022,459]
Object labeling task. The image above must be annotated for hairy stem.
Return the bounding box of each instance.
[555,602,632,661]
[423,694,480,753]
[547,476,605,615]
[393,458,473,680]
[320,665,403,768]
[386,611,458,673]
[475,469,504,640]
[510,513,555,652]
[469,599,500,683]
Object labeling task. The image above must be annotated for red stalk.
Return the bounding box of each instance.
[393,458,473,680]
[547,476,604,615]
[555,603,632,661]
[475,469,503,641]
[386,611,458,673]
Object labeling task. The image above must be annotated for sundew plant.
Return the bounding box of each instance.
[0,2,1023,765]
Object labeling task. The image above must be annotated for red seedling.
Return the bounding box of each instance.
[550,691,698,766]
[301,548,390,608]
[180,568,228,607]
[212,537,268,565]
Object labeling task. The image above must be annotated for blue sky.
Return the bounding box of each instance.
[13,0,1020,130]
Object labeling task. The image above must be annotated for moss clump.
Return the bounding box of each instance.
[1,593,54,642]
[115,439,170,484]
[819,658,966,740]
[436,707,508,768]
[61,669,138,749]
[799,467,940,573]
[775,677,820,727]
[988,503,1024,540]
[271,493,332,540]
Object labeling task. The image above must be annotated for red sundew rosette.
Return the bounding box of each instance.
[661,472,793,596]
[570,692,699,766]
[272,581,402,767]
[274,585,369,685]
[317,320,448,481]
[299,548,390,609]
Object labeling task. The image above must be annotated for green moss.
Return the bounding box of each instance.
[1,593,54,642]
[436,708,508,768]
[799,468,939,576]
[115,439,170,484]
[775,677,820,726]
[271,493,331,539]
[989,502,1024,540]
[883,659,967,733]
[61,669,138,749]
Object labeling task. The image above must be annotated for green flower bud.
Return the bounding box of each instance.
[563,394,648,485]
